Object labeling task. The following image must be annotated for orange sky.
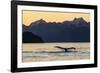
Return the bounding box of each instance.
[22,10,90,26]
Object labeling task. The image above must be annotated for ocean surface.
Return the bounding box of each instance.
[22,43,90,62]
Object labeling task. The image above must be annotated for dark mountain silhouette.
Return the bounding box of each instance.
[22,17,90,43]
[23,32,44,43]
[22,24,29,32]
[30,19,47,26]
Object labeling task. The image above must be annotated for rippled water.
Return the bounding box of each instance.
[22,43,90,62]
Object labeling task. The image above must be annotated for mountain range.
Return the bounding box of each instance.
[22,17,90,43]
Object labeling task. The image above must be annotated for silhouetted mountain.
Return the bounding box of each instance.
[22,24,29,32]
[23,32,44,43]
[22,18,90,43]
[30,19,47,27]
[73,17,87,23]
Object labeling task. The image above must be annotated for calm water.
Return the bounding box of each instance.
[22,43,90,62]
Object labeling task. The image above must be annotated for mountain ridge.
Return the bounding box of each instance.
[22,17,90,43]
[24,17,89,27]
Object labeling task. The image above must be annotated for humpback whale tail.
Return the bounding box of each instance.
[54,46,76,52]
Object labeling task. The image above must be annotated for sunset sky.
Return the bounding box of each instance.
[22,10,90,26]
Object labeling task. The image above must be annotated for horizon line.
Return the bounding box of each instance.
[23,17,90,26]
